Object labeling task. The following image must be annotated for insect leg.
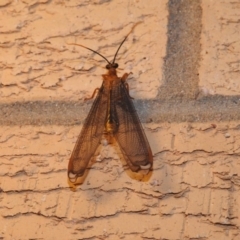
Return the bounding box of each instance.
[84,88,100,100]
[121,72,134,99]
[121,72,132,82]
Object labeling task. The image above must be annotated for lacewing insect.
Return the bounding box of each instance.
[68,25,153,182]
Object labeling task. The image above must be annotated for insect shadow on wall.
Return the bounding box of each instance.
[67,22,153,184]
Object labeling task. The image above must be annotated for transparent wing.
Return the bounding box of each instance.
[114,82,153,172]
[68,86,107,182]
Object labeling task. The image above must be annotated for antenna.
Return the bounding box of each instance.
[66,22,142,66]
[70,43,111,65]
[111,22,142,64]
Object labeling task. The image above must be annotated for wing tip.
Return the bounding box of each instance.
[140,162,152,170]
[68,171,84,183]
[127,159,153,173]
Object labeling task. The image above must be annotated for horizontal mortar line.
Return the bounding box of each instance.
[0,95,240,125]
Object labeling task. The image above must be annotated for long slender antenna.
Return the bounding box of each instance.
[112,22,142,64]
[111,35,128,64]
[67,43,111,65]
[67,22,142,66]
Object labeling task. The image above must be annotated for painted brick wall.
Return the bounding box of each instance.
[1,0,240,239]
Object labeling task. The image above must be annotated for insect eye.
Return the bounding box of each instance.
[112,63,118,69]
[106,63,118,69]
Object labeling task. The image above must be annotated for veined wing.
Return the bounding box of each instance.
[114,82,153,172]
[68,86,107,182]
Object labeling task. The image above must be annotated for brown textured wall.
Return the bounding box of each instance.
[1,0,240,240]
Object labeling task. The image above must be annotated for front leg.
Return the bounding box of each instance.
[121,72,134,99]
[84,88,100,101]
[121,72,132,82]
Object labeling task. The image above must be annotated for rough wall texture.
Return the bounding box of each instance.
[1,0,240,240]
